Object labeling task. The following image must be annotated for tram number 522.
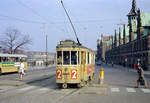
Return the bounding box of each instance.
[71,69,77,79]
[56,69,62,79]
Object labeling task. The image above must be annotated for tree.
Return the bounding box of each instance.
[0,27,32,54]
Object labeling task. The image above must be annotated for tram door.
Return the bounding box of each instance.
[81,51,86,80]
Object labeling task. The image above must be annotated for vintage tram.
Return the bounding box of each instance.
[0,53,28,74]
[56,40,95,88]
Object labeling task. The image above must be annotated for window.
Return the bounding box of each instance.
[63,51,70,65]
[78,51,80,65]
[88,52,90,64]
[15,57,19,62]
[57,51,62,65]
[71,51,77,65]
[2,57,8,62]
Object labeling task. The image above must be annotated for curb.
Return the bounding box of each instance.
[0,74,55,87]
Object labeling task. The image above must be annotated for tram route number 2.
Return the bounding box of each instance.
[71,69,77,79]
[56,69,62,79]
[56,69,77,79]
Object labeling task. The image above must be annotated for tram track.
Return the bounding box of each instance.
[0,76,56,100]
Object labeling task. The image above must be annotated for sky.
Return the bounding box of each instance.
[0,0,150,52]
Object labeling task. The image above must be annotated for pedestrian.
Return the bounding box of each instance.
[136,65,149,88]
[18,60,25,80]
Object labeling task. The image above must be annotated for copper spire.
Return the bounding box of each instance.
[128,0,138,16]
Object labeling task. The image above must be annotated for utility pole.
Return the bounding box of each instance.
[46,35,48,67]
[40,23,48,67]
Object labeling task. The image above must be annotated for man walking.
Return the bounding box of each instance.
[136,65,149,88]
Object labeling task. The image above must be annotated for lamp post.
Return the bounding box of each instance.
[41,23,48,67]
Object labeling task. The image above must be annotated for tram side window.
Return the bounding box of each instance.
[0,57,1,62]
[88,52,90,64]
[78,51,80,64]
[9,57,14,62]
[15,57,19,62]
[57,51,62,65]
[71,51,77,65]
[2,57,8,62]
[63,51,70,65]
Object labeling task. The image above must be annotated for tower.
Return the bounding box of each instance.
[127,0,138,42]
[119,27,121,46]
[114,29,117,47]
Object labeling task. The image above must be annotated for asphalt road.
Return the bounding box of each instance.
[0,65,150,103]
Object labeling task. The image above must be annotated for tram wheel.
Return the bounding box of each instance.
[85,81,89,86]
[77,83,82,88]
[62,83,67,89]
[80,81,86,87]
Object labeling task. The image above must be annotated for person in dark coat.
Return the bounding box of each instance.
[136,65,149,88]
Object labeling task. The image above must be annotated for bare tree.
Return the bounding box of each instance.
[0,27,32,54]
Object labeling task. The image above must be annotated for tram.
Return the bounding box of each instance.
[56,40,95,88]
[0,53,28,74]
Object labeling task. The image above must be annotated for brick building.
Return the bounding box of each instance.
[97,34,112,62]
[104,0,150,70]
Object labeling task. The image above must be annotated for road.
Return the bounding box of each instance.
[0,65,150,103]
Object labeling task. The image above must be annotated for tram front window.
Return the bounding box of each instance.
[71,51,77,65]
[63,51,70,65]
[57,51,62,65]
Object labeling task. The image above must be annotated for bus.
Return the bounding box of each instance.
[56,40,95,88]
[0,53,28,74]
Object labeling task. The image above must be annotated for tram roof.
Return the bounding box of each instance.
[56,40,94,52]
[0,53,27,58]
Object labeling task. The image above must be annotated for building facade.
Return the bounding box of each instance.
[98,0,150,70]
[27,51,56,66]
[97,34,111,62]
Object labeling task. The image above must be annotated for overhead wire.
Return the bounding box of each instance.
[15,0,47,23]
[0,14,123,26]
[0,14,45,24]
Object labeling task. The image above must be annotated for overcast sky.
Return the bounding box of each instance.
[0,0,150,52]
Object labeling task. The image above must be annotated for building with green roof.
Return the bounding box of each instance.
[104,0,150,70]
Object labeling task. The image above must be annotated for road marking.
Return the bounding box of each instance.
[141,88,150,93]
[126,88,136,93]
[39,87,50,91]
[37,87,52,93]
[111,88,120,92]
[18,86,36,91]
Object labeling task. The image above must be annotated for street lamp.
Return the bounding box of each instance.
[40,23,48,67]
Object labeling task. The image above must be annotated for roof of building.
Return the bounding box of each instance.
[141,13,150,26]
[0,53,27,58]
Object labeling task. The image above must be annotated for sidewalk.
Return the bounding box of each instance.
[28,65,56,71]
[0,69,55,87]
[104,63,150,75]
